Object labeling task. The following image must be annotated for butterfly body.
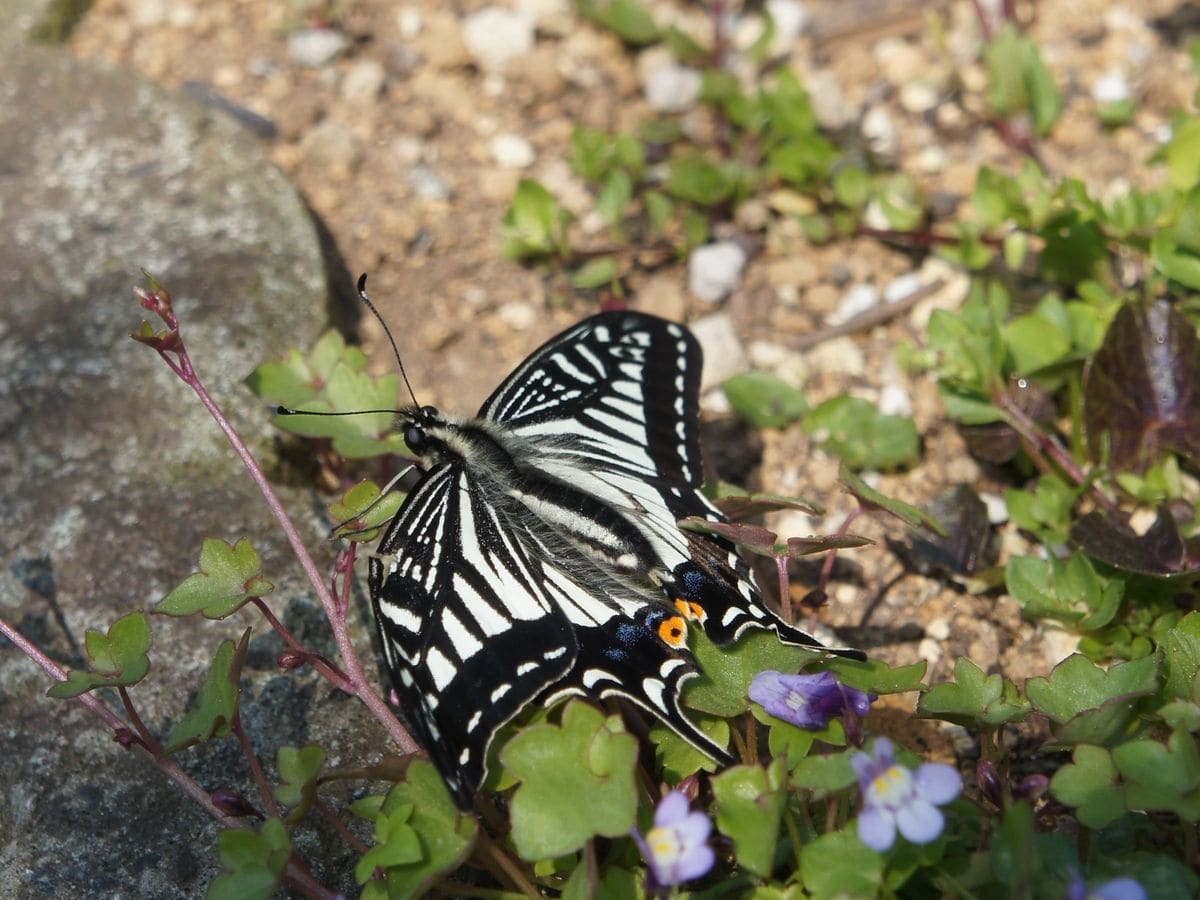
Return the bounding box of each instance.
[368,312,860,807]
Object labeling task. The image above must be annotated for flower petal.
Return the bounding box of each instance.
[1093,878,1148,900]
[674,842,716,882]
[654,791,690,828]
[748,670,788,707]
[895,798,944,844]
[851,750,879,785]
[914,762,962,805]
[856,806,896,851]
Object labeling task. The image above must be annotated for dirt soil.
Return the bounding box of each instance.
[66,0,1198,755]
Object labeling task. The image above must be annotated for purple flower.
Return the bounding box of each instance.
[1065,872,1147,900]
[748,670,875,730]
[633,791,714,889]
[851,737,961,851]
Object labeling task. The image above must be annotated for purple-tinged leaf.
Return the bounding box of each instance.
[1084,301,1200,472]
[901,485,996,576]
[1071,502,1200,577]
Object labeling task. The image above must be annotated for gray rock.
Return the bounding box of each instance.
[0,48,367,896]
[287,27,349,68]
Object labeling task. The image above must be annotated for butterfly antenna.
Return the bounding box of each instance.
[357,273,420,408]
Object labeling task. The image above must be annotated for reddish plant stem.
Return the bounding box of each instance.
[234,718,280,820]
[138,287,416,754]
[775,554,792,623]
[995,388,1118,511]
[118,685,166,756]
[251,597,352,692]
[0,615,240,826]
[314,799,370,855]
[819,506,865,594]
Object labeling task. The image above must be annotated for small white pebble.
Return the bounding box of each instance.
[980,491,1009,525]
[462,7,535,73]
[878,383,912,417]
[862,105,899,160]
[397,6,423,38]
[766,0,808,49]
[497,301,537,331]
[644,65,703,113]
[1092,69,1130,104]
[341,59,386,104]
[489,133,536,168]
[926,617,951,641]
[288,28,348,68]
[688,241,748,303]
[832,282,880,323]
[884,272,922,303]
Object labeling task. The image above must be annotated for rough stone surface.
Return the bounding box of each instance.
[0,47,355,896]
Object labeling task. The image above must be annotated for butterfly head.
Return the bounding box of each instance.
[401,405,442,456]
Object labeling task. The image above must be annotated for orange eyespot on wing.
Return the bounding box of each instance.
[657,615,688,648]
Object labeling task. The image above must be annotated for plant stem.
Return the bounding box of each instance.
[234,718,280,819]
[0,615,241,826]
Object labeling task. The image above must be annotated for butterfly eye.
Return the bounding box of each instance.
[404,424,428,453]
[420,405,440,421]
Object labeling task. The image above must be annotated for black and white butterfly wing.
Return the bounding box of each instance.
[480,311,857,654]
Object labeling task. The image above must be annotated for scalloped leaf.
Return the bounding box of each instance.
[329,480,406,543]
[164,629,250,753]
[156,538,273,619]
[502,701,638,860]
[209,818,291,900]
[275,745,326,821]
[46,612,152,698]
[918,658,1031,727]
[713,759,787,877]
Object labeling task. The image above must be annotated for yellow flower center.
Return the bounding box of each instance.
[869,764,914,807]
[647,826,683,865]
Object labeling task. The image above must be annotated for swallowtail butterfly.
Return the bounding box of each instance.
[367,311,863,808]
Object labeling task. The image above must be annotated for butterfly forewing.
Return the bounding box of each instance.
[369,310,860,809]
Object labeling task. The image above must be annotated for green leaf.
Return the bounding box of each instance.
[801,828,884,897]
[651,715,729,781]
[1049,744,1126,828]
[825,656,928,695]
[328,480,405,543]
[245,329,361,408]
[713,760,786,877]
[832,166,872,210]
[1162,612,1200,702]
[839,466,948,536]
[1026,653,1160,746]
[1162,117,1200,191]
[1114,728,1200,820]
[803,397,919,470]
[156,538,273,619]
[983,23,1062,135]
[164,629,251,753]
[917,658,1031,727]
[1005,553,1124,629]
[275,745,325,822]
[501,178,573,261]
[665,153,741,207]
[208,818,291,900]
[570,256,618,290]
[503,701,639,859]
[46,612,152,698]
[791,746,857,793]
[724,372,808,428]
[595,169,633,228]
[578,0,660,46]
[1003,301,1073,374]
[359,761,478,896]
[354,797,423,886]
[249,331,407,459]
